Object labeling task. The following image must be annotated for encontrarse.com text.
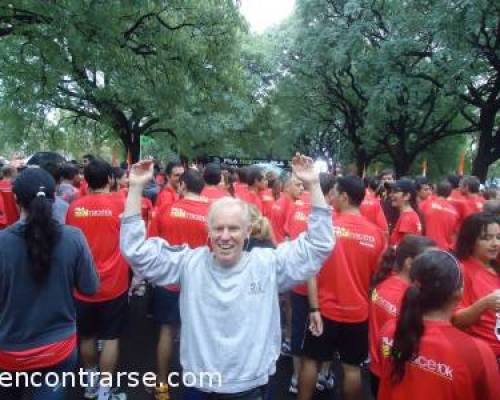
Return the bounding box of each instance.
[0,370,222,389]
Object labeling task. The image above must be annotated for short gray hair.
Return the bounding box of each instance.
[207,197,251,231]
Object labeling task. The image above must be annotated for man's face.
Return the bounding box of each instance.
[417,184,432,201]
[390,190,410,208]
[287,177,304,200]
[381,174,394,184]
[83,157,91,167]
[209,204,250,267]
[256,173,268,192]
[169,166,184,190]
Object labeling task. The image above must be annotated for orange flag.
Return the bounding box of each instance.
[457,151,465,176]
[421,159,427,177]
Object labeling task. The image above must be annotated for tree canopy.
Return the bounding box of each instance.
[0,0,499,180]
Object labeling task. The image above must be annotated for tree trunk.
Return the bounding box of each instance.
[119,130,141,164]
[393,156,412,178]
[471,105,498,182]
[471,155,490,183]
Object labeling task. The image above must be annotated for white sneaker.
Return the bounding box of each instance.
[83,386,99,400]
[288,376,298,394]
[108,391,127,400]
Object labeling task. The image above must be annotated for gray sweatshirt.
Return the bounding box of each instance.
[120,206,334,393]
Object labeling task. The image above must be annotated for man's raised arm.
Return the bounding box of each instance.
[274,155,334,291]
[120,160,189,286]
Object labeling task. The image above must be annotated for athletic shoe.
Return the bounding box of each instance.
[108,391,127,400]
[155,383,170,400]
[83,386,99,400]
[288,376,298,394]
[316,372,335,391]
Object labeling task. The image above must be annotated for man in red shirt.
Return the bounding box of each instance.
[421,180,459,250]
[454,176,486,225]
[155,161,184,209]
[361,176,388,235]
[415,176,433,206]
[233,167,249,198]
[0,165,20,227]
[270,174,304,244]
[260,170,279,218]
[201,163,227,202]
[299,176,386,400]
[237,166,267,212]
[66,159,128,400]
[148,169,209,397]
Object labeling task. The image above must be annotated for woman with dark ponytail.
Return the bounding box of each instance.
[377,250,499,399]
[0,168,98,399]
[369,235,435,397]
[389,179,425,246]
[452,212,500,364]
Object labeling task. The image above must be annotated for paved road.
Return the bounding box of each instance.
[63,291,372,400]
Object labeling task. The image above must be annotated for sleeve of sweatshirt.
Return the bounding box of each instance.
[120,214,191,286]
[274,207,334,292]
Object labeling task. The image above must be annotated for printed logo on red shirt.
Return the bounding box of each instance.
[73,207,113,218]
[371,289,398,316]
[381,336,454,380]
[170,207,207,223]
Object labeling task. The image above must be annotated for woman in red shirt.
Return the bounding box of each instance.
[389,180,423,247]
[369,235,435,397]
[378,250,499,399]
[452,212,500,363]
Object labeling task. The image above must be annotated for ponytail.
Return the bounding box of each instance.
[24,194,59,283]
[390,250,462,384]
[372,235,435,288]
[13,168,60,284]
[391,285,424,383]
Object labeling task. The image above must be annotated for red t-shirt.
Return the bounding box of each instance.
[360,191,388,234]
[237,189,264,212]
[0,179,19,226]
[287,198,312,296]
[0,334,76,371]
[318,213,386,322]
[155,185,179,210]
[457,257,500,356]
[0,193,7,228]
[378,319,500,400]
[66,192,129,302]
[149,197,210,291]
[201,186,227,202]
[234,183,248,199]
[118,189,153,227]
[260,188,276,218]
[460,195,486,220]
[369,275,409,376]
[421,197,459,250]
[270,194,294,244]
[79,179,89,197]
[389,209,422,246]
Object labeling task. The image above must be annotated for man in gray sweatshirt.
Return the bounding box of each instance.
[120,155,335,399]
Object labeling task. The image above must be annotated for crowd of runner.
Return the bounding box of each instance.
[0,152,499,400]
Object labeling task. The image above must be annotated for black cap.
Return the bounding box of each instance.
[13,167,56,206]
[389,179,416,195]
